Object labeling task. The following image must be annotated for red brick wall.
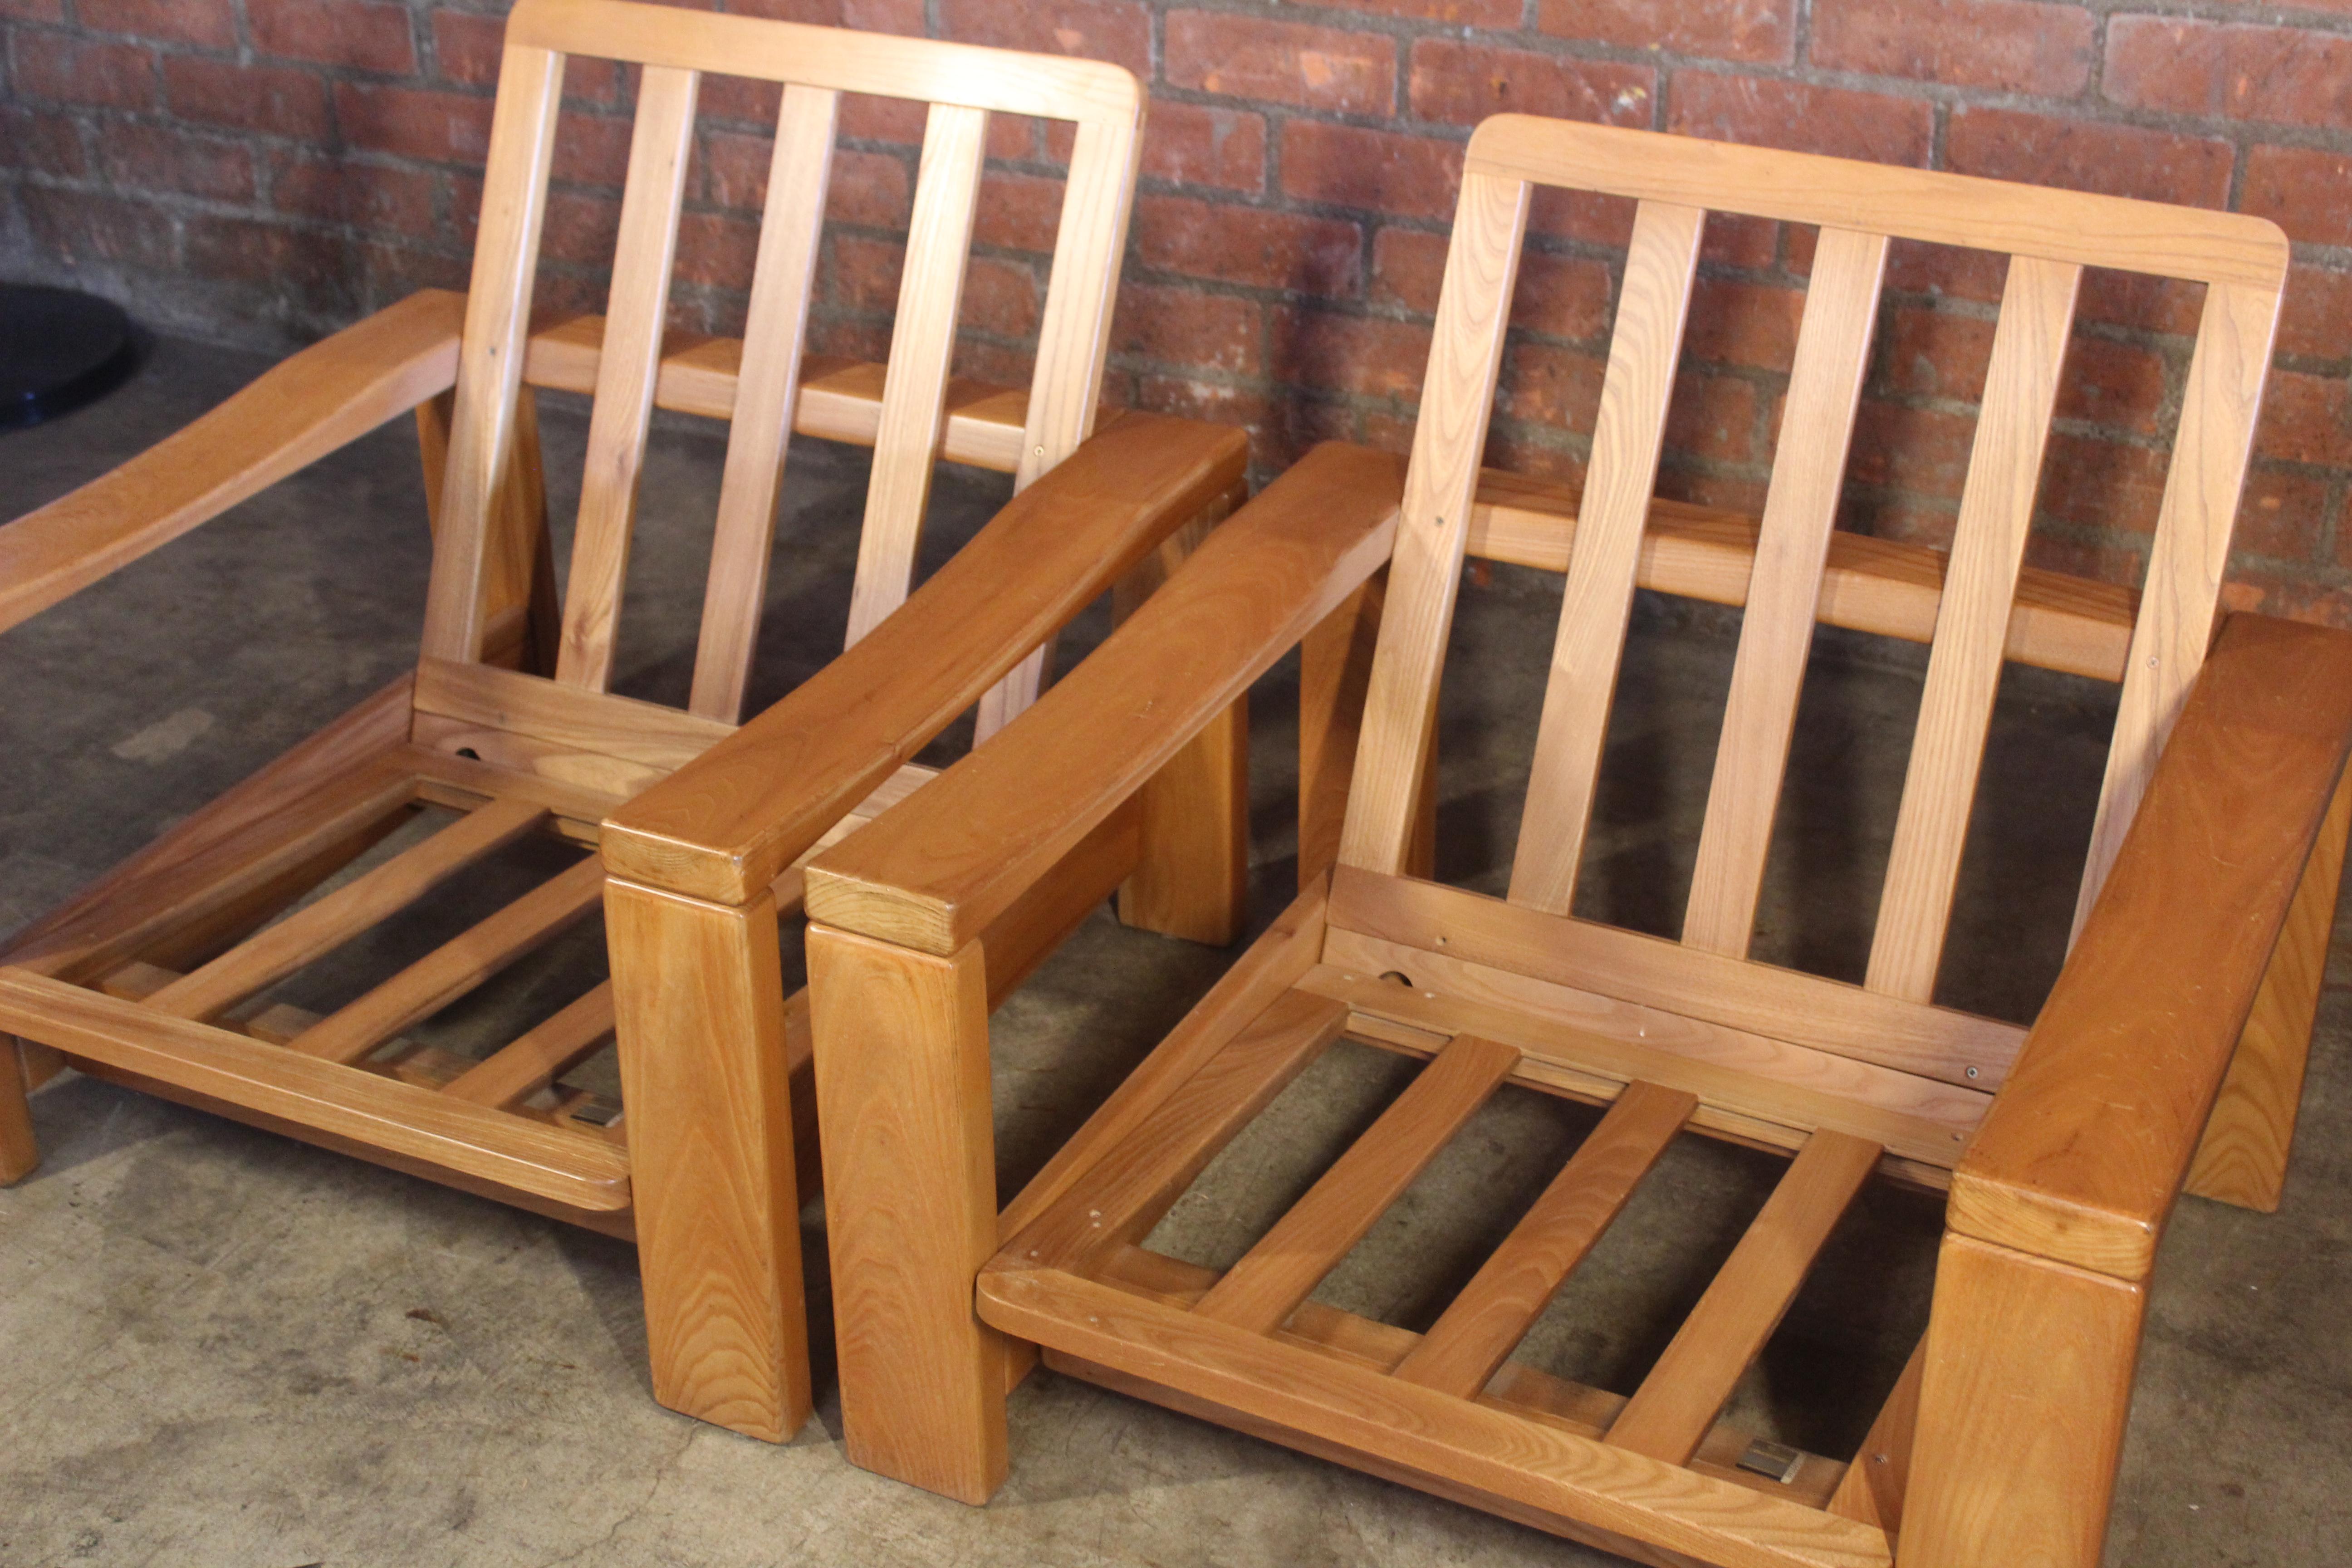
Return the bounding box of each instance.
[5,0,2350,624]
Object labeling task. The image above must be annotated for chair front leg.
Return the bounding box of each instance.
[1899,1232,2146,1567]
[0,1035,37,1184]
[606,877,810,1443]
[807,923,1008,1504]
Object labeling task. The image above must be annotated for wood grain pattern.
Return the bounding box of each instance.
[1510,201,1704,912]
[843,103,987,649]
[1825,1337,1923,1542]
[1196,1034,1522,1335]
[1395,1081,1695,1396]
[2186,766,2352,1210]
[1866,256,2081,1001]
[1607,1129,1881,1464]
[442,980,616,1109]
[1952,614,2352,1279]
[607,878,809,1442]
[1681,229,1886,956]
[806,926,1007,1503]
[689,83,839,722]
[0,1037,34,1184]
[1901,1234,2143,1568]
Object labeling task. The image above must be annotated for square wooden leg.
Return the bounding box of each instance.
[0,1034,37,1185]
[606,877,811,1443]
[1900,1233,2145,1568]
[807,923,1008,1504]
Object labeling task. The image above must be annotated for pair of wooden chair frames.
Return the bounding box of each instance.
[5,4,2349,1565]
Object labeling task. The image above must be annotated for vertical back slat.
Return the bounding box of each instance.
[842,102,989,649]
[553,64,702,692]
[1334,171,1532,877]
[687,84,842,722]
[1680,228,1890,955]
[418,44,564,666]
[1866,255,2082,1000]
[975,110,1143,740]
[2074,280,2281,936]
[1506,201,1705,912]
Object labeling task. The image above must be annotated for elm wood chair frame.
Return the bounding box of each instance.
[784,115,2352,1567]
[0,0,1252,1451]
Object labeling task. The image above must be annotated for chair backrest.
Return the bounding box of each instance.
[417,0,1139,730]
[1338,115,2288,1006]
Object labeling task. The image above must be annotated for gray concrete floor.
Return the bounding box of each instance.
[2,335,2348,1567]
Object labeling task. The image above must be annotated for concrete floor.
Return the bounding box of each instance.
[2,334,2348,1567]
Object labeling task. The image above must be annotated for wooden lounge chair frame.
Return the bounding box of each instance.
[759,116,2352,1565]
[0,0,1249,1451]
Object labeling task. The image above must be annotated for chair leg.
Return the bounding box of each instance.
[2187,765,2352,1212]
[0,1035,38,1185]
[1899,1232,2145,1568]
[807,923,1008,1504]
[606,877,811,1443]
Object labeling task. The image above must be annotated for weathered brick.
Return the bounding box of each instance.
[1496,340,1605,430]
[2055,336,2168,436]
[1702,215,1779,270]
[78,0,236,48]
[1281,122,1461,222]
[0,104,88,176]
[2076,272,2203,338]
[973,171,1065,252]
[1683,278,1805,369]
[1407,40,1653,128]
[0,0,66,20]
[951,337,1038,389]
[1665,372,1763,463]
[166,57,331,140]
[2220,570,2352,631]
[2038,430,2169,535]
[936,0,1151,76]
[2256,370,2350,467]
[1667,73,1933,166]
[250,0,417,75]
[2232,469,2333,562]
[270,154,439,232]
[551,110,634,188]
[1369,228,1448,316]
[1535,0,1794,66]
[673,211,761,290]
[1166,13,1395,118]
[1136,374,1285,465]
[1847,399,1978,497]
[1273,307,1431,399]
[183,215,359,316]
[1133,196,1362,296]
[960,255,1041,338]
[1879,305,1997,404]
[14,34,156,110]
[1141,102,1266,194]
[1117,283,1263,374]
[538,190,622,267]
[100,122,256,202]
[336,83,495,164]
[435,10,621,102]
[2277,267,2352,362]
[1528,188,1637,248]
[1945,107,2233,209]
[18,184,176,270]
[827,233,903,312]
[2105,17,2352,130]
[1812,0,2093,96]
[829,149,915,228]
[2243,146,2352,248]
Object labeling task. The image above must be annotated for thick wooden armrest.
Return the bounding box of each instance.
[803,441,1406,955]
[1949,613,2352,1281]
[599,413,1251,905]
[0,289,466,637]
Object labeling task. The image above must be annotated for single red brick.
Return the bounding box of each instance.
[1140,102,1266,193]
[1272,307,1431,399]
[270,154,439,231]
[973,171,1066,253]
[1945,107,2233,209]
[1666,372,1763,464]
[1407,40,1653,128]
[1683,278,1805,369]
[337,82,495,164]
[2255,370,2350,467]
[674,210,761,291]
[828,149,914,228]
[1879,305,1996,403]
[1666,73,1932,166]
[827,234,904,312]
[2276,266,2352,361]
[18,186,175,270]
[936,0,1151,76]
[100,122,256,201]
[0,105,88,176]
[2038,430,2169,535]
[1132,196,1362,296]
[552,110,633,188]
[78,0,236,48]
[960,255,1041,338]
[1281,122,1462,222]
[1535,0,1794,66]
[1117,284,1263,375]
[1496,340,1607,430]
[2231,468,2332,561]
[2055,336,2168,436]
[2244,146,2352,248]
[166,57,331,139]
[250,0,417,75]
[15,35,156,110]
[1320,0,1515,22]
[1847,398,1978,497]
[1812,0,2092,96]
[1166,13,1395,117]
[2106,16,2352,129]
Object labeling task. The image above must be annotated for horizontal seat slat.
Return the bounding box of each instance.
[443,980,618,1109]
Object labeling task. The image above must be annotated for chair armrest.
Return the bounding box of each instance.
[0,289,466,637]
[1949,612,2352,1281]
[598,412,1253,905]
[803,441,1406,954]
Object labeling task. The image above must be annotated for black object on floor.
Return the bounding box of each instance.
[0,284,141,430]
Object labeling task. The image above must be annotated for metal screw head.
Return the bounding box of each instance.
[1965,1066,1980,1080]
